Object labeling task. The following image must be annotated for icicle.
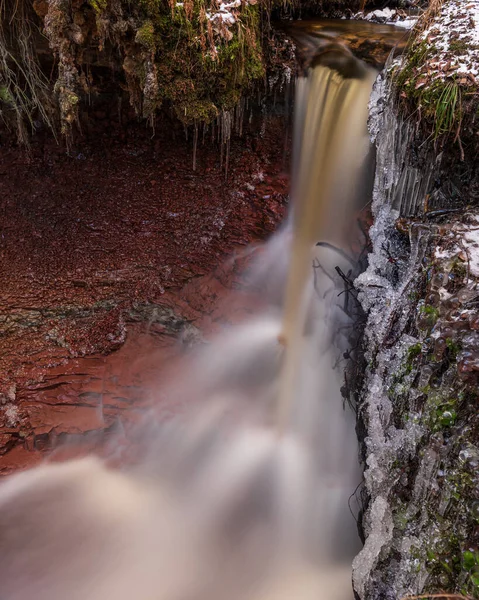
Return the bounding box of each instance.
[260,101,266,137]
[216,109,232,178]
[219,114,224,169]
[239,100,244,138]
[225,138,230,181]
[192,122,198,172]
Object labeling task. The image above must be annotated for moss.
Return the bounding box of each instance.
[89,0,108,13]
[445,338,461,361]
[451,258,467,281]
[0,84,13,105]
[395,40,431,89]
[418,304,439,330]
[449,39,471,55]
[2,0,269,139]
[399,342,423,377]
[395,40,463,139]
[435,402,457,429]
[430,467,479,597]
[122,0,265,124]
[423,305,439,318]
[135,21,156,51]
[394,27,479,149]
[408,342,423,362]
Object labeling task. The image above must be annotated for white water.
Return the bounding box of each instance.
[0,50,374,600]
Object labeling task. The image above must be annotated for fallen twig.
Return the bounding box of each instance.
[316,241,355,266]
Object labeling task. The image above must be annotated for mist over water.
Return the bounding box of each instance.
[0,46,375,600]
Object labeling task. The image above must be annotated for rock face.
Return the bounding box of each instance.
[353,67,479,600]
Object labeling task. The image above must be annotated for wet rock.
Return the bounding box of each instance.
[354,70,479,600]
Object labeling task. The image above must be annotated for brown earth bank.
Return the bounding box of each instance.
[0,112,291,474]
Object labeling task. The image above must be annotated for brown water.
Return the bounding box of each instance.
[282,19,409,68]
[277,54,376,431]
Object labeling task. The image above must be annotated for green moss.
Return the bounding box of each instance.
[89,0,108,13]
[394,40,432,92]
[136,20,156,51]
[118,0,264,124]
[463,550,478,571]
[446,338,461,360]
[408,342,423,362]
[436,405,457,428]
[422,304,439,321]
[417,304,439,330]
[449,39,470,55]
[451,258,467,281]
[0,84,13,105]
[399,342,423,376]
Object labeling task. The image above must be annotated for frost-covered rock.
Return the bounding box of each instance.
[354,62,479,600]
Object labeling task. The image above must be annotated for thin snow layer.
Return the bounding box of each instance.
[434,213,479,278]
[420,0,479,79]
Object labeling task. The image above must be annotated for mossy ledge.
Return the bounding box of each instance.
[1,0,269,140]
[1,0,401,143]
[393,0,479,157]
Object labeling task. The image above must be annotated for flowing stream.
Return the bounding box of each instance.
[0,23,400,600]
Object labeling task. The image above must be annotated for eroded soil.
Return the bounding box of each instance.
[0,116,290,473]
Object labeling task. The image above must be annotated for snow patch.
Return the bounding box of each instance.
[354,9,418,29]
[204,0,257,43]
[420,0,479,79]
[365,8,396,21]
[434,217,479,278]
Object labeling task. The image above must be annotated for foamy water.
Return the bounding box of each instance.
[0,46,375,600]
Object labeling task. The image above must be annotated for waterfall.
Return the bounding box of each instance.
[278,49,375,431]
[0,43,376,600]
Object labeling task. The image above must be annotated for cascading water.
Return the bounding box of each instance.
[0,40,375,600]
[277,48,375,431]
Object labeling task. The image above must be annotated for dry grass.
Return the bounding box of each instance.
[413,0,444,35]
